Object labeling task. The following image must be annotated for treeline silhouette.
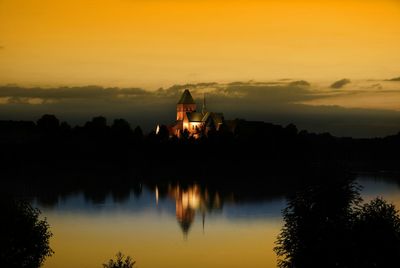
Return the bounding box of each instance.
[1,114,399,180]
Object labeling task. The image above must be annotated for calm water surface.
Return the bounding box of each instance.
[35,175,400,268]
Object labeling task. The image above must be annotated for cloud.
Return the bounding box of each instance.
[0,86,150,100]
[370,83,383,90]
[0,46,4,50]
[289,80,310,87]
[0,81,400,137]
[388,77,400,82]
[330,79,351,89]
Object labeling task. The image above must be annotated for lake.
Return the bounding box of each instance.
[32,174,400,268]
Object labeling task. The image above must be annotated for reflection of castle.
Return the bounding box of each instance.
[165,184,222,235]
[173,185,200,234]
[170,90,224,138]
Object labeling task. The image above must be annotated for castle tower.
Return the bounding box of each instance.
[176,89,196,121]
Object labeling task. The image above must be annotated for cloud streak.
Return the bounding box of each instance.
[330,79,351,89]
[0,81,400,137]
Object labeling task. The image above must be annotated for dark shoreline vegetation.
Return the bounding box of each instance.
[275,179,400,268]
[1,114,399,176]
[1,114,400,267]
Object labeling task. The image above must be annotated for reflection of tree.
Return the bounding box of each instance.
[0,197,53,268]
[275,179,400,268]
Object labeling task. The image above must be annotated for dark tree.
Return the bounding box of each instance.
[59,121,71,132]
[86,116,107,129]
[181,129,190,140]
[285,123,298,137]
[133,126,143,139]
[216,123,233,140]
[112,119,131,132]
[275,180,400,268]
[275,179,360,268]
[0,197,53,268]
[83,116,109,141]
[102,252,136,268]
[111,119,133,138]
[352,198,400,268]
[36,114,59,132]
[157,125,169,141]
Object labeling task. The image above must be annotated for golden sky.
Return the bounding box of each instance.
[0,0,399,88]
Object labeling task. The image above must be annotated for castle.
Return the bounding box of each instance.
[170,89,224,138]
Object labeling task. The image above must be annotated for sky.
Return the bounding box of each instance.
[0,0,400,137]
[0,0,400,88]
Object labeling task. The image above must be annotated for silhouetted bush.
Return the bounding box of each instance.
[102,252,136,268]
[0,197,53,268]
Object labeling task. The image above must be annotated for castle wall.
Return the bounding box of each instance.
[177,103,196,120]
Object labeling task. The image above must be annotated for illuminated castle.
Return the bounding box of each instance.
[171,89,224,137]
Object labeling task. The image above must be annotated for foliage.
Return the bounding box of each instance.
[157,125,169,141]
[275,181,400,268]
[37,114,60,132]
[103,252,136,268]
[352,198,400,268]
[0,197,53,268]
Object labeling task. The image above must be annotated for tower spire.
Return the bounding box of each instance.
[202,93,207,115]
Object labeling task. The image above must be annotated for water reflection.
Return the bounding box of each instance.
[170,184,201,234]
[3,174,400,268]
[26,179,282,235]
[30,179,285,268]
[24,176,400,237]
[165,184,222,234]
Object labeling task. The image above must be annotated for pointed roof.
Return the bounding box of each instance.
[186,112,204,122]
[178,89,195,104]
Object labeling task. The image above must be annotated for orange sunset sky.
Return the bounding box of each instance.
[0,0,399,88]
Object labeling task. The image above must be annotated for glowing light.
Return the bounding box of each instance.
[155,186,159,206]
